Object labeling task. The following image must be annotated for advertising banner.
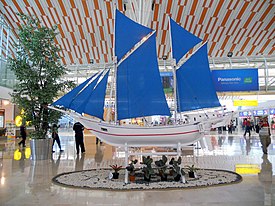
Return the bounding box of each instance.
[160,72,173,94]
[212,68,259,92]
[6,120,16,138]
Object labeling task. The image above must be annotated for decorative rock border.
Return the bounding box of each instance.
[52,168,242,191]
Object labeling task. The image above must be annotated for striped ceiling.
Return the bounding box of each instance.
[0,0,274,66]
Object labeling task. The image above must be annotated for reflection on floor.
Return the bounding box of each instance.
[0,128,274,206]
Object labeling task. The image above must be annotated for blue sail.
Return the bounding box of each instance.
[52,73,98,108]
[117,33,171,120]
[170,18,202,64]
[176,43,221,112]
[115,9,153,62]
[77,70,110,119]
[69,71,104,114]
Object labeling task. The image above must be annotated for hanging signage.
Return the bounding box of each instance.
[270,108,275,115]
[160,72,173,94]
[160,72,173,77]
[233,100,258,106]
[239,111,252,117]
[253,109,268,116]
[212,68,259,92]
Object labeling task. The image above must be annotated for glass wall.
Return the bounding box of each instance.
[0,16,16,88]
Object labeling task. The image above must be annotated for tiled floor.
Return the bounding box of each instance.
[0,128,274,206]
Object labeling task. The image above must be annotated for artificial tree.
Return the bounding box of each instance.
[9,13,74,139]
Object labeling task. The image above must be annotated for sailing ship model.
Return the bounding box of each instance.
[51,10,231,147]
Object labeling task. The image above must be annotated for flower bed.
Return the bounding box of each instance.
[52,168,242,191]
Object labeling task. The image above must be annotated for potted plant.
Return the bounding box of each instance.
[141,156,155,182]
[126,159,138,182]
[169,157,186,182]
[155,155,169,181]
[110,164,123,179]
[186,164,198,178]
[8,14,74,160]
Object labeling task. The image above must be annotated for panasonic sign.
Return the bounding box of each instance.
[212,69,259,92]
[218,77,241,82]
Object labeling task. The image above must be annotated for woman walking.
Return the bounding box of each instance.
[259,117,271,154]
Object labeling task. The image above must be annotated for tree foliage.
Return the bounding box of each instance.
[9,13,74,138]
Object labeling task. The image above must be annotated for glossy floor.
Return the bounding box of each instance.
[0,128,274,206]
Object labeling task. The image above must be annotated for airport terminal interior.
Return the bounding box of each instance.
[0,1,275,205]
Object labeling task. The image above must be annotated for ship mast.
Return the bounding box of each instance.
[107,5,118,124]
[169,17,178,124]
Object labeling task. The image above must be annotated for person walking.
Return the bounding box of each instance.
[18,124,27,147]
[73,122,85,154]
[243,119,251,137]
[52,124,63,153]
[259,117,271,154]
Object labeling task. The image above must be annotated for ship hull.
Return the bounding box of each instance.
[74,116,205,147]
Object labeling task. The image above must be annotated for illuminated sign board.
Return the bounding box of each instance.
[212,68,259,92]
[160,72,173,94]
[239,111,252,117]
[233,100,258,106]
[270,108,275,115]
[253,109,268,116]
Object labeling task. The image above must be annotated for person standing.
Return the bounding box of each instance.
[18,124,27,147]
[243,119,251,137]
[73,122,85,154]
[259,117,271,154]
[228,120,233,134]
[250,119,255,131]
[52,124,63,153]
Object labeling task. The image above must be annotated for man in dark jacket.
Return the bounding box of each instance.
[73,122,85,154]
[18,124,27,147]
[52,124,63,153]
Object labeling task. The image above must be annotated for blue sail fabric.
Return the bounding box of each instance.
[115,9,153,62]
[176,43,221,112]
[52,73,98,108]
[77,70,110,120]
[170,18,202,64]
[117,33,171,120]
[69,71,104,114]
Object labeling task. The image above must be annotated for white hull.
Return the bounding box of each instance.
[49,106,231,147]
[74,116,206,147]
[211,113,232,128]
[203,113,233,130]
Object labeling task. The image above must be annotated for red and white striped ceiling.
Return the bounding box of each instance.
[0,0,274,66]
